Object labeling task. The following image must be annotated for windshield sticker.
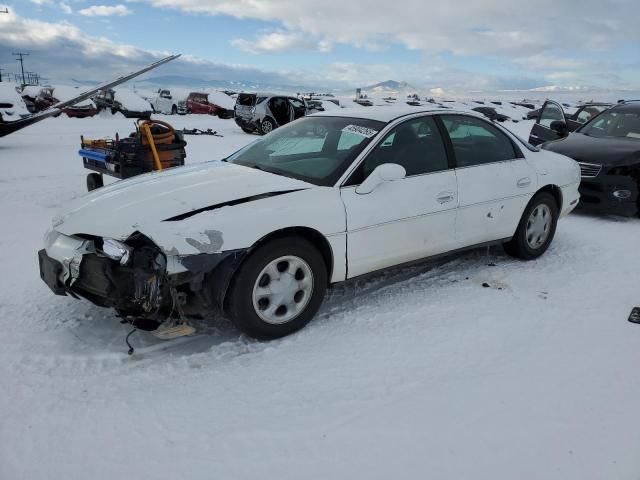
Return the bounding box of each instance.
[342,124,378,138]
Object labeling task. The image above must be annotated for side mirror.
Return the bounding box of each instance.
[550,120,568,135]
[355,163,406,195]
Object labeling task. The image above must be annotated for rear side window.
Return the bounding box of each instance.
[237,94,256,106]
[441,115,518,167]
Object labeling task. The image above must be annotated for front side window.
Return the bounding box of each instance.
[226,116,384,186]
[346,116,449,185]
[289,98,306,110]
[576,106,608,124]
[580,111,640,138]
[539,102,565,128]
[441,115,517,167]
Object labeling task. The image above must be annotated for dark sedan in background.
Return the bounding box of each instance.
[529,101,640,216]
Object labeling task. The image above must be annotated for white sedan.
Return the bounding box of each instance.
[39,108,580,339]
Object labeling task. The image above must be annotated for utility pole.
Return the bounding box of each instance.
[12,52,29,86]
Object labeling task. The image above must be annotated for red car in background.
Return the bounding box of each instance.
[186,92,234,118]
[186,92,217,114]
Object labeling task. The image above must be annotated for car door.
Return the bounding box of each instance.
[268,97,290,126]
[440,114,536,246]
[529,100,567,146]
[289,97,307,122]
[340,115,458,278]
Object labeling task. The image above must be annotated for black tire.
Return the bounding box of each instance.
[260,117,275,135]
[226,237,327,339]
[504,192,558,260]
[171,105,178,115]
[86,173,103,192]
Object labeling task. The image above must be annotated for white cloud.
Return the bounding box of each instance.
[78,4,131,16]
[231,31,332,54]
[130,0,640,57]
[514,54,586,71]
[59,2,72,14]
[0,12,305,86]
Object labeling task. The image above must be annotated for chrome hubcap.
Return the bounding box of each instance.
[262,121,273,133]
[252,256,314,325]
[526,203,552,249]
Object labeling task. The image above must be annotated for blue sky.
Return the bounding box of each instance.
[1,0,639,93]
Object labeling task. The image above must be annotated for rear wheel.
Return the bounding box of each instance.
[171,105,177,115]
[504,192,558,260]
[86,173,103,192]
[260,117,275,135]
[226,237,327,339]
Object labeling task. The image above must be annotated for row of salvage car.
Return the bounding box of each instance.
[0,83,238,120]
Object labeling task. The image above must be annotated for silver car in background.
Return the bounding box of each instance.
[234,93,308,134]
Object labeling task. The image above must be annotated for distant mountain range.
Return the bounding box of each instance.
[364,80,417,92]
[135,75,317,93]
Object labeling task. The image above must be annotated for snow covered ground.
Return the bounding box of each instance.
[1,112,640,480]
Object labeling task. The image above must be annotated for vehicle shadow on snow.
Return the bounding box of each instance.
[52,244,514,361]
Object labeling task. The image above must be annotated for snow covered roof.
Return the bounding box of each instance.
[112,88,152,111]
[51,85,94,107]
[0,83,30,117]
[204,90,235,109]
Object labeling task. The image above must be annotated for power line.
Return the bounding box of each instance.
[12,52,29,86]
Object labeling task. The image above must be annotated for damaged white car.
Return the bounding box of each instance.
[39,108,581,339]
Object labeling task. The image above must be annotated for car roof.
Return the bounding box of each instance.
[238,92,290,98]
[311,106,466,123]
[611,102,640,113]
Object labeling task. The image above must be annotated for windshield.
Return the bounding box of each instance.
[226,116,385,186]
[580,111,640,139]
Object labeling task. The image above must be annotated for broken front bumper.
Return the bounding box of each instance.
[38,249,66,296]
[38,230,247,319]
[38,230,170,312]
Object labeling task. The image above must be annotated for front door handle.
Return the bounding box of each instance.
[517,177,531,188]
[436,191,455,204]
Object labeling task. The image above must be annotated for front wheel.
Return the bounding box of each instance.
[226,237,327,339]
[504,192,558,260]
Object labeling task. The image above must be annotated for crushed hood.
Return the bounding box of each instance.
[543,133,640,166]
[54,161,312,239]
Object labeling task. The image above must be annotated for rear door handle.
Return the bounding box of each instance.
[436,191,455,204]
[517,177,531,188]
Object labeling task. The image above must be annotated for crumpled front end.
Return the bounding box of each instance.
[39,230,169,314]
[38,229,246,328]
